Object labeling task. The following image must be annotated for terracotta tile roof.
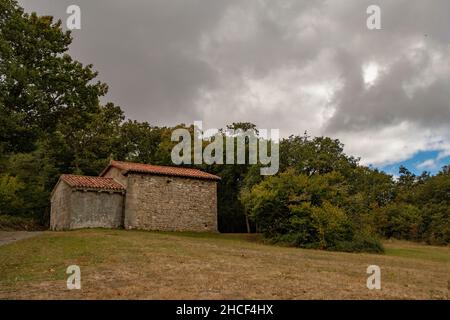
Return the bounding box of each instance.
[103,160,221,181]
[61,174,125,191]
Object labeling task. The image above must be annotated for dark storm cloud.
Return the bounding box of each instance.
[18,0,450,165]
[19,0,234,124]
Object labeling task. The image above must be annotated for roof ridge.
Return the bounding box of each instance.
[104,160,221,181]
[63,173,116,179]
[112,160,208,170]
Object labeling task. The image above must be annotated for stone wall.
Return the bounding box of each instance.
[124,174,218,232]
[50,181,124,230]
[102,166,128,187]
[69,190,124,229]
[50,180,72,230]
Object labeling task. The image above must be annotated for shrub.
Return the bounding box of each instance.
[0,215,43,231]
[0,174,24,215]
[375,203,423,241]
[330,234,384,253]
[243,170,385,253]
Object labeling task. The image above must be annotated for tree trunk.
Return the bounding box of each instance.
[245,213,251,233]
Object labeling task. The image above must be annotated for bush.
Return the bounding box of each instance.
[268,232,384,253]
[330,234,384,253]
[0,174,24,215]
[243,170,385,253]
[388,204,422,240]
[0,215,43,231]
[423,203,450,245]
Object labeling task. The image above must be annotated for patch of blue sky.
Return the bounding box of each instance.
[379,150,450,177]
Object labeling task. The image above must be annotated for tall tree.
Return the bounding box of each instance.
[0,0,107,153]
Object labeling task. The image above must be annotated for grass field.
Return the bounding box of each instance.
[0,229,448,299]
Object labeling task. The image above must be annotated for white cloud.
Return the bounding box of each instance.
[416,159,438,170]
[362,62,380,88]
[437,147,450,160]
[195,48,342,136]
[334,122,450,166]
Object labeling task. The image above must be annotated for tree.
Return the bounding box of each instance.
[279,134,359,176]
[0,0,107,154]
[0,1,111,223]
[116,120,167,164]
[5,145,57,221]
[0,174,24,215]
[50,103,125,175]
[415,167,450,244]
[241,169,383,252]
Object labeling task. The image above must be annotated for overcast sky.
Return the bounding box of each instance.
[18,0,450,174]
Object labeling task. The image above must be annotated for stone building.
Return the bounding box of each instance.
[50,160,220,232]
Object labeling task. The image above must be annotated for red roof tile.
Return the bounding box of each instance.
[61,174,125,191]
[103,160,221,181]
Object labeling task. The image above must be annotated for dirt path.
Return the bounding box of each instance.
[0,231,43,246]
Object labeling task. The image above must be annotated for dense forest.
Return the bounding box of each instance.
[1,1,449,251]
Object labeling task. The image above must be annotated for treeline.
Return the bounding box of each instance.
[240,136,450,249]
[0,1,449,250]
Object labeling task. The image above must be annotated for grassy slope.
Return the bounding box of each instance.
[0,229,448,299]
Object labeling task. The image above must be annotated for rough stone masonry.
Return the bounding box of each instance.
[50,160,220,232]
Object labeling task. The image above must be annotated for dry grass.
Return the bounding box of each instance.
[0,229,448,300]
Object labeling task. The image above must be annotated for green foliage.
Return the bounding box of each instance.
[117,120,168,165]
[0,0,107,153]
[279,133,359,176]
[406,168,450,245]
[0,214,42,231]
[373,166,450,245]
[242,169,384,252]
[330,233,384,253]
[374,203,422,241]
[310,203,350,249]
[5,145,58,222]
[0,174,24,215]
[50,103,125,175]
